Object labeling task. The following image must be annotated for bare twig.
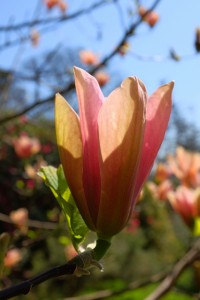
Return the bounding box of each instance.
[0,213,57,230]
[0,246,105,299]
[0,1,119,52]
[63,239,200,300]
[64,271,168,300]
[145,239,200,300]
[0,262,76,299]
[0,0,162,125]
[0,0,115,32]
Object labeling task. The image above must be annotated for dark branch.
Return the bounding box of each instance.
[0,262,76,300]
[145,238,200,300]
[63,271,168,300]
[0,0,115,32]
[0,212,57,230]
[0,1,119,52]
[0,0,162,125]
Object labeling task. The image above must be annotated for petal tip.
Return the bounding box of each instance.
[169,81,175,89]
[55,92,61,99]
[73,66,86,77]
[55,93,66,105]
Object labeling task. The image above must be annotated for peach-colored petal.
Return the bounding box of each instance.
[74,67,105,221]
[55,93,95,230]
[94,71,109,86]
[10,208,28,227]
[13,135,41,158]
[155,163,171,182]
[4,249,22,268]
[79,50,99,65]
[134,81,174,199]
[97,77,146,237]
[168,186,195,226]
[193,188,200,216]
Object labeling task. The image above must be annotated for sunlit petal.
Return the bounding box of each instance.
[55,93,95,230]
[133,82,174,202]
[97,77,146,237]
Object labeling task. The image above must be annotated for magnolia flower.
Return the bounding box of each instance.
[13,133,41,159]
[167,147,200,188]
[148,179,173,201]
[155,163,171,182]
[55,67,173,239]
[10,208,28,226]
[4,248,22,268]
[45,0,59,9]
[168,186,200,227]
[30,29,40,47]
[94,71,110,87]
[45,0,67,12]
[79,50,99,65]
[138,6,159,27]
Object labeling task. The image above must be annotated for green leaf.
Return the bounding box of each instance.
[193,217,200,236]
[38,165,88,251]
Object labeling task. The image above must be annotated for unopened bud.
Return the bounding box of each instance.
[195,27,200,52]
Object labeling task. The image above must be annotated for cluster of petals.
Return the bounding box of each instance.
[148,180,173,201]
[13,133,41,159]
[154,162,172,182]
[45,0,67,12]
[167,147,200,188]
[10,208,28,228]
[138,6,159,27]
[25,158,47,180]
[79,50,99,66]
[94,71,110,87]
[168,186,200,227]
[4,248,22,268]
[55,67,173,238]
[118,42,130,56]
[30,29,40,47]
[195,27,200,52]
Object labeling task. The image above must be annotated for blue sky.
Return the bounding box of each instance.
[0,0,200,127]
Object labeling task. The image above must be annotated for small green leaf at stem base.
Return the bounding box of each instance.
[193,217,200,236]
[92,238,111,261]
[38,165,88,251]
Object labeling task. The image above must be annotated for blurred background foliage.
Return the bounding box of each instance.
[0,107,200,299]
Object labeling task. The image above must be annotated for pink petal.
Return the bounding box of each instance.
[55,93,95,230]
[134,81,174,199]
[74,67,105,222]
[97,77,147,237]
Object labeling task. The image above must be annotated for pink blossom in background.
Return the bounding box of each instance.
[154,163,171,182]
[168,186,200,227]
[79,50,99,65]
[10,208,28,227]
[30,29,40,47]
[138,6,160,27]
[41,143,53,154]
[4,248,22,268]
[13,133,41,159]
[94,71,110,87]
[167,147,200,188]
[44,0,67,12]
[148,179,173,201]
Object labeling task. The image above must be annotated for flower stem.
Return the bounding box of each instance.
[92,238,111,261]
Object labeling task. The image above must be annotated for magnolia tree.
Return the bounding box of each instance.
[0,1,200,300]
